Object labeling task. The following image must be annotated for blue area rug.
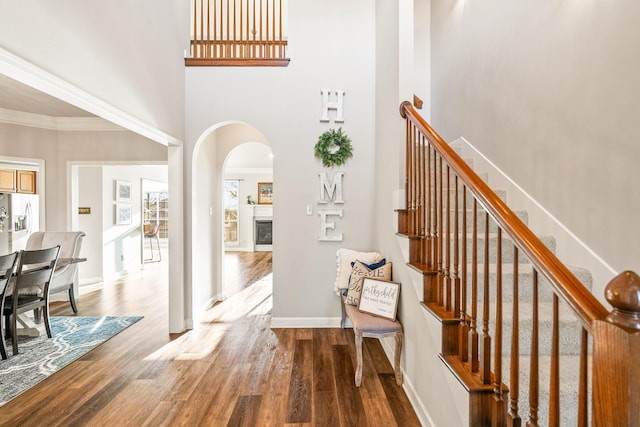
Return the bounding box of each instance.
[0,315,142,406]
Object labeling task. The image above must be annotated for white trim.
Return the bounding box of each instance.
[379,336,434,427]
[0,47,181,146]
[0,107,124,131]
[270,317,341,328]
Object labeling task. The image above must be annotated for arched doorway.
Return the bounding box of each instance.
[191,122,272,325]
[222,142,273,297]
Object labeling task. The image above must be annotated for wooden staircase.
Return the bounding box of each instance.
[396,101,640,426]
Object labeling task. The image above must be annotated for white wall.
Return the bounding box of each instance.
[430,1,640,286]
[76,166,103,283]
[100,165,168,281]
[185,0,377,325]
[0,1,187,140]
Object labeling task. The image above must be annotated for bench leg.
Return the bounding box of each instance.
[394,332,403,385]
[355,333,363,387]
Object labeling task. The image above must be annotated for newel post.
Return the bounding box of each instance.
[592,271,640,427]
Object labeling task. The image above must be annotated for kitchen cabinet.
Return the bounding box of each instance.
[16,170,36,194]
[0,169,15,192]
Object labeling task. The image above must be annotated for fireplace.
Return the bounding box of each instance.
[255,220,273,245]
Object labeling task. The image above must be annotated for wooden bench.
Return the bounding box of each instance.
[340,296,403,387]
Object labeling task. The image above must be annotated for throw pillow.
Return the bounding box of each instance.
[345,260,392,306]
[335,248,382,294]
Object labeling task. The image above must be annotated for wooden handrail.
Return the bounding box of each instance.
[399,101,609,332]
[400,100,640,425]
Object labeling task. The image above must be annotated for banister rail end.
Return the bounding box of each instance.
[605,270,640,330]
[399,101,412,119]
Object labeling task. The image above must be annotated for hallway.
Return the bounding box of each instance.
[0,252,419,426]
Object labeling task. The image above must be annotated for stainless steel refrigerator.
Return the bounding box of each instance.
[0,192,40,254]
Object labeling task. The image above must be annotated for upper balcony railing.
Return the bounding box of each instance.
[186,0,289,67]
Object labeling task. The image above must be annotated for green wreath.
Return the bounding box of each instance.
[314,128,353,167]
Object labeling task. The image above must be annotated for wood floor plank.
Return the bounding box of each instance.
[379,373,422,427]
[0,252,421,426]
[333,344,368,427]
[313,328,336,392]
[226,395,263,427]
[313,390,340,427]
[285,339,313,423]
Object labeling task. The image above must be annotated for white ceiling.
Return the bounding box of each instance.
[0,73,95,117]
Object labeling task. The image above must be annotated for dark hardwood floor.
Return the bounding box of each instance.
[0,251,421,426]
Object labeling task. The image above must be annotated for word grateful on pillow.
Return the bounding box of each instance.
[335,248,382,294]
[345,260,392,306]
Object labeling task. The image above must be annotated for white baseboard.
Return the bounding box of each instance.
[270,317,341,328]
[379,336,434,427]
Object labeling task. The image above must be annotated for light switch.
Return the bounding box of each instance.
[306,204,313,215]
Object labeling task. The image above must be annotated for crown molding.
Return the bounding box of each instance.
[0,107,125,131]
[0,47,181,145]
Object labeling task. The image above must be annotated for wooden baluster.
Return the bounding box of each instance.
[419,134,426,264]
[492,226,504,426]
[460,184,468,363]
[481,211,491,384]
[445,165,451,311]
[266,0,270,57]
[404,118,410,236]
[411,126,420,237]
[239,0,243,58]
[577,328,588,427]
[271,0,275,58]
[200,0,204,43]
[206,0,212,58]
[233,0,237,58]
[426,145,432,270]
[549,294,560,427]
[226,0,230,57]
[259,0,263,57]
[453,175,460,318]
[214,0,219,57]
[245,0,249,57]
[469,199,479,372]
[279,0,283,57]
[527,269,539,427]
[252,0,256,57]
[437,155,443,306]
[508,247,521,427]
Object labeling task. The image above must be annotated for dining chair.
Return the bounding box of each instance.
[3,246,60,356]
[0,251,19,360]
[26,231,86,314]
[144,223,161,262]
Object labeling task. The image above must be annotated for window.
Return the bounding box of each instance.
[143,191,169,237]
[224,180,240,244]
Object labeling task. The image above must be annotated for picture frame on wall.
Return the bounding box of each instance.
[358,278,400,321]
[115,203,132,225]
[115,180,132,202]
[258,182,273,205]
